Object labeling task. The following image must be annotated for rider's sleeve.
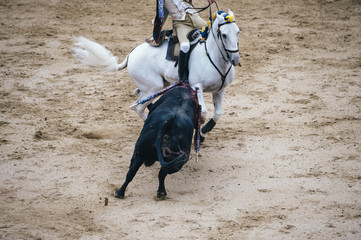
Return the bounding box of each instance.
[153,0,168,44]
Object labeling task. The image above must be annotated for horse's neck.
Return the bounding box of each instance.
[205,27,230,71]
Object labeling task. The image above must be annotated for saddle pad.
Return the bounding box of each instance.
[166,35,180,61]
[145,30,173,47]
[166,29,201,62]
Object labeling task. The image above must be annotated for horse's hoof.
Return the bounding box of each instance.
[133,88,141,97]
[114,189,125,199]
[129,103,137,110]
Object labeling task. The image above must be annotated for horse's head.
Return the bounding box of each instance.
[211,10,241,67]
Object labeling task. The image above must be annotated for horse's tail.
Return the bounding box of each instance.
[72,36,127,72]
[156,116,189,173]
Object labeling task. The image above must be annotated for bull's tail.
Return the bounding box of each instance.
[156,116,188,173]
[72,36,128,72]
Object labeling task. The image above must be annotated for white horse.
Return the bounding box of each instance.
[73,10,240,135]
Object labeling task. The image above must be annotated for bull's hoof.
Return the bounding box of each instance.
[156,191,167,200]
[114,189,125,199]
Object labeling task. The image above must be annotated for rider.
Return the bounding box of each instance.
[153,0,216,83]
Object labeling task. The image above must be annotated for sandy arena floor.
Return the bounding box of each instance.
[1,0,360,239]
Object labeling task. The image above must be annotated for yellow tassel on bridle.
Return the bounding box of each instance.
[212,11,235,23]
[225,14,234,23]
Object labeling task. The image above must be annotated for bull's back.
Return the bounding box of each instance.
[149,86,196,113]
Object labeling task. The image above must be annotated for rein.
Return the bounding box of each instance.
[184,0,219,14]
[185,3,211,14]
[204,41,233,92]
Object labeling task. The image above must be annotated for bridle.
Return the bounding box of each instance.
[217,22,240,62]
[203,12,239,91]
[188,2,239,62]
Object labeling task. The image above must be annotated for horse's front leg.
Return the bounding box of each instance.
[201,90,224,141]
[212,90,224,122]
[193,83,207,122]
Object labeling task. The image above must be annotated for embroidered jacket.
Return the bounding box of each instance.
[164,0,195,20]
[153,0,195,43]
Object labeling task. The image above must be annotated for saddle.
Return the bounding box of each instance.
[145,29,201,62]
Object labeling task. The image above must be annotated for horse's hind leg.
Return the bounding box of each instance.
[114,153,143,199]
[134,88,141,97]
[130,103,148,121]
[133,88,153,110]
[130,87,163,120]
[157,168,168,199]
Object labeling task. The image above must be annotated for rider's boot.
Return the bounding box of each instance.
[178,42,190,83]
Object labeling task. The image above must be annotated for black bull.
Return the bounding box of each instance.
[114,85,200,199]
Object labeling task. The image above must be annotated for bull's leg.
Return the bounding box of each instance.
[157,168,168,199]
[114,154,143,199]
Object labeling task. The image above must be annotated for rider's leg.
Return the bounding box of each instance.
[173,15,194,83]
[188,14,207,28]
[177,15,207,83]
[173,14,208,83]
[178,42,190,83]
